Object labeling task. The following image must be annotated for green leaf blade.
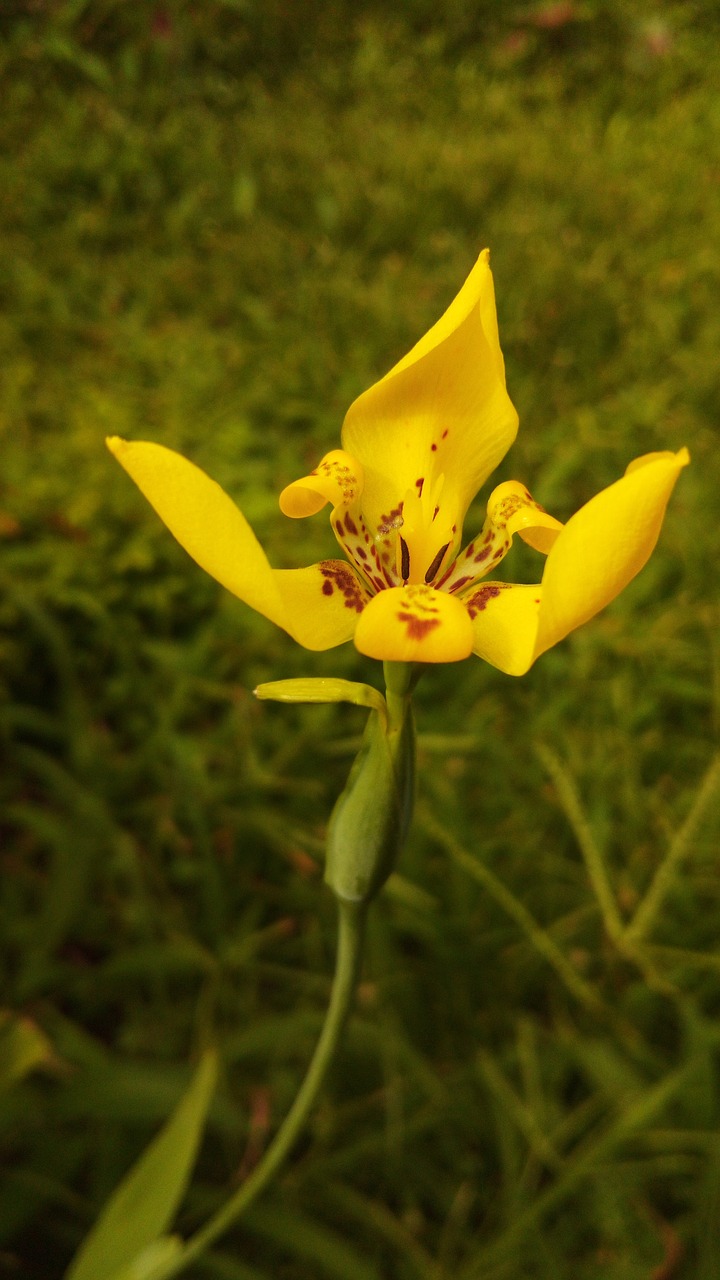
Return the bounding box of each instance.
[65,1049,217,1280]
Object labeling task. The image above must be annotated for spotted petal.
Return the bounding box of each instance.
[467,449,690,675]
[279,450,363,517]
[341,250,519,540]
[354,584,474,664]
[107,439,369,651]
[439,480,563,594]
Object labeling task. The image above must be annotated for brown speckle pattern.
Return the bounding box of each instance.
[317,457,359,505]
[319,561,368,613]
[465,582,511,619]
[394,585,443,643]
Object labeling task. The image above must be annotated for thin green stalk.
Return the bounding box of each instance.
[625,751,720,945]
[423,809,607,1016]
[155,899,367,1279]
[536,743,625,943]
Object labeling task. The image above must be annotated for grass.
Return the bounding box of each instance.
[1,2,719,1277]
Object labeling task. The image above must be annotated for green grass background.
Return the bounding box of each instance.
[1,1,719,1276]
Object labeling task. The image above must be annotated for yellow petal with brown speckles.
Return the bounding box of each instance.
[279,449,363,517]
[354,584,474,664]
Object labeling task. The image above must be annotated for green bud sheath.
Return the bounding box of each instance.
[325,700,415,905]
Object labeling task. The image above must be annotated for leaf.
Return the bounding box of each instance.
[110,1236,183,1280]
[254,677,386,720]
[65,1049,217,1280]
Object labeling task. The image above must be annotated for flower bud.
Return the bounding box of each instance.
[325,702,415,905]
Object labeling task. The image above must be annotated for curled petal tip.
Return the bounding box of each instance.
[279,449,363,519]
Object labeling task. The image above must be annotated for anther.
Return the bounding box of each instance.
[400,536,410,582]
[424,542,450,584]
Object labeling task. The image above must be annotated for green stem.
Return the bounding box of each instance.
[383,660,414,731]
[156,900,367,1279]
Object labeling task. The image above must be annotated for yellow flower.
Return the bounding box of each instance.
[107,251,688,675]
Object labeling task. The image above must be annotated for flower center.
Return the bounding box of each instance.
[394,474,457,587]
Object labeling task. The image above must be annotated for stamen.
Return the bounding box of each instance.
[400,536,410,582]
[424,542,450,584]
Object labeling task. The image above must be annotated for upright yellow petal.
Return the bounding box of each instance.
[373,249,504,383]
[107,439,368,651]
[341,251,519,539]
[354,584,474,664]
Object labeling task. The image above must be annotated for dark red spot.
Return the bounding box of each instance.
[449,575,472,593]
[397,611,442,640]
[465,583,510,618]
[319,561,366,612]
[474,546,491,563]
[356,547,367,560]
[335,519,344,535]
[415,477,424,495]
[431,442,437,452]
[442,429,449,439]
[483,530,493,544]
[345,514,358,535]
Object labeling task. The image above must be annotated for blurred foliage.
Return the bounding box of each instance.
[1,0,719,1277]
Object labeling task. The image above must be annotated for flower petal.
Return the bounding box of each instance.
[354,584,474,664]
[487,480,564,554]
[439,480,563,594]
[107,438,368,650]
[466,583,542,675]
[279,449,363,518]
[341,250,519,539]
[466,449,689,675]
[276,561,369,649]
[533,448,690,662]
